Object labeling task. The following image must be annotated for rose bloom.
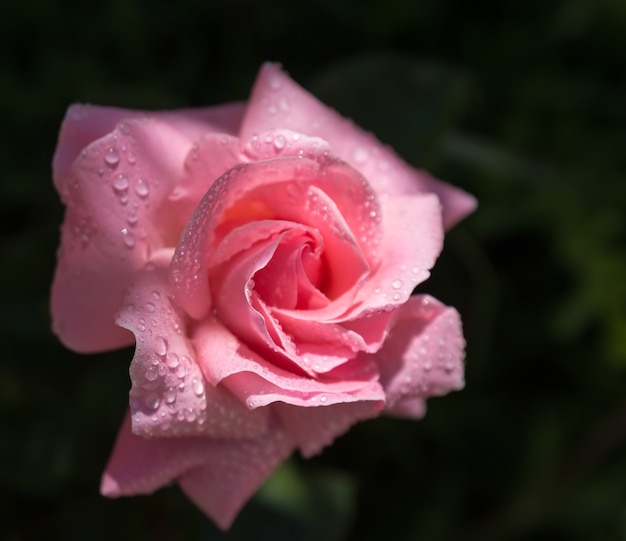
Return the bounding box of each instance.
[51,63,476,529]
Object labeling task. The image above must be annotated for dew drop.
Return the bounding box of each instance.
[320,394,328,403]
[145,366,159,381]
[104,148,120,168]
[166,352,179,368]
[155,336,168,356]
[165,386,177,404]
[145,302,156,313]
[185,408,197,422]
[273,134,286,151]
[135,178,150,197]
[392,279,403,289]
[112,173,129,192]
[121,228,135,248]
[192,378,204,396]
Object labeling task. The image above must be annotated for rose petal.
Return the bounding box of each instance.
[102,413,295,531]
[169,133,247,230]
[385,395,427,419]
[116,251,269,439]
[193,316,385,408]
[244,132,384,269]
[101,412,217,497]
[375,295,466,416]
[53,102,246,189]
[52,115,221,352]
[274,401,383,458]
[170,156,372,320]
[241,63,476,228]
[350,193,444,313]
[179,421,294,530]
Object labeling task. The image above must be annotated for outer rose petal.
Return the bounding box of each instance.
[116,250,269,439]
[53,102,246,189]
[241,63,476,228]
[52,115,241,352]
[375,295,466,417]
[102,413,295,531]
[274,401,383,458]
[179,422,294,530]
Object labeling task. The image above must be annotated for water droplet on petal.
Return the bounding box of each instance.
[165,386,177,404]
[155,336,168,356]
[145,302,156,313]
[192,378,204,396]
[166,352,179,368]
[112,173,129,192]
[104,147,120,168]
[273,134,286,151]
[145,366,159,381]
[135,178,149,197]
[392,279,403,289]
[121,228,135,248]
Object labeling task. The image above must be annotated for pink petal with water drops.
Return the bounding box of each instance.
[116,251,269,439]
[193,316,385,409]
[241,63,476,229]
[168,133,247,230]
[243,131,384,269]
[101,412,223,497]
[375,295,466,417]
[274,400,383,458]
[179,421,294,530]
[170,156,371,320]
[52,113,238,352]
[349,193,444,315]
[53,102,246,190]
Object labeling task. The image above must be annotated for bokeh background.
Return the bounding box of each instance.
[2,0,625,539]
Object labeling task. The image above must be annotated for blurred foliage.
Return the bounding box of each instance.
[2,0,625,539]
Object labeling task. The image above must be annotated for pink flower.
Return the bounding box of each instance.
[51,63,476,529]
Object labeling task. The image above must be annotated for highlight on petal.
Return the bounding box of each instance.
[241,63,475,228]
[375,295,466,418]
[179,421,294,530]
[117,251,269,439]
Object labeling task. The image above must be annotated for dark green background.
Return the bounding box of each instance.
[2,0,625,539]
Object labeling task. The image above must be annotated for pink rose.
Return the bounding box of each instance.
[51,63,476,529]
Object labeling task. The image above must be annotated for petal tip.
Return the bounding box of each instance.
[100,472,121,497]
